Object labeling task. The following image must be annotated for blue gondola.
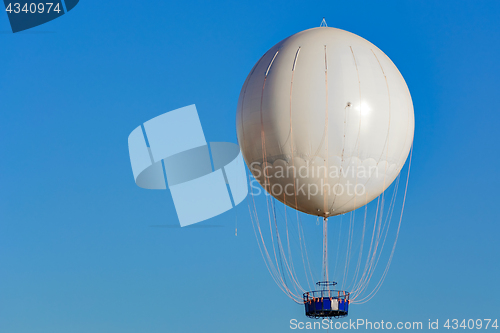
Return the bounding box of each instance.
[303,282,349,319]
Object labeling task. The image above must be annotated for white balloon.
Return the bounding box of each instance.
[237,27,414,217]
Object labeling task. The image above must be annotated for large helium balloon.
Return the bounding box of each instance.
[237,27,414,217]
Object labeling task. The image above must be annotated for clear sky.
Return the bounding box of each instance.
[1,0,499,332]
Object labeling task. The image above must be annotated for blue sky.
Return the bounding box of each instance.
[1,0,499,332]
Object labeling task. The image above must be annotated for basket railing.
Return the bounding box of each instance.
[303,290,350,303]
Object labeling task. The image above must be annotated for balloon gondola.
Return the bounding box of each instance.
[304,281,350,318]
